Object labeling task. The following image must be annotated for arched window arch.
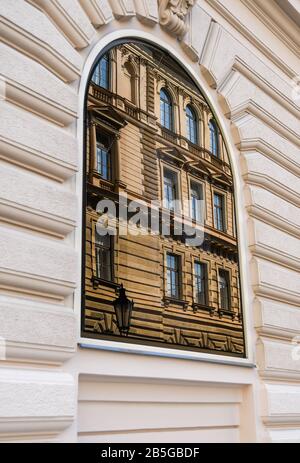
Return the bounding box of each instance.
[186,105,197,144]
[92,53,110,89]
[160,88,173,130]
[209,119,219,157]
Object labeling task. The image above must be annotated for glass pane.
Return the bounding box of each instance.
[219,271,229,310]
[191,182,203,221]
[209,120,219,156]
[195,262,206,305]
[164,170,177,210]
[95,232,110,247]
[214,194,224,231]
[186,106,197,143]
[160,89,172,130]
[167,254,179,298]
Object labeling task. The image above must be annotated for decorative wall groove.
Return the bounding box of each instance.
[0,0,82,82]
[0,102,78,182]
[241,154,300,207]
[205,0,296,78]
[109,0,135,19]
[1,43,78,127]
[245,186,300,239]
[30,0,95,49]
[78,0,113,27]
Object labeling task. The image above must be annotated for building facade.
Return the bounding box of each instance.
[0,0,299,443]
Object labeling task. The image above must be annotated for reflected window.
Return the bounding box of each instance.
[164,168,178,211]
[186,105,197,144]
[95,229,113,281]
[190,181,203,222]
[209,119,219,157]
[167,253,180,299]
[194,262,207,305]
[96,132,112,181]
[92,54,109,89]
[160,88,173,130]
[214,193,225,231]
[219,269,230,310]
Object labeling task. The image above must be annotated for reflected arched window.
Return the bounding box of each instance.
[160,88,173,130]
[186,105,197,144]
[209,119,219,157]
[92,54,109,89]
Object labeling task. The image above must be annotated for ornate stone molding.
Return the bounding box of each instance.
[158,0,196,38]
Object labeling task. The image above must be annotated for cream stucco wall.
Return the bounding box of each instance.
[0,0,299,443]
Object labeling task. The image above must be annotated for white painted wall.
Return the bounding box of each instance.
[0,0,299,443]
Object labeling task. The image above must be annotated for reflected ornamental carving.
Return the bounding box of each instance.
[158,0,196,38]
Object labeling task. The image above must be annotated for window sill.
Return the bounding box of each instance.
[163,297,188,310]
[92,171,114,184]
[91,276,120,290]
[218,309,240,321]
[192,302,215,316]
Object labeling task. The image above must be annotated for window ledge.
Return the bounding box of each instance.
[192,303,215,316]
[91,276,119,290]
[218,309,240,321]
[163,297,188,310]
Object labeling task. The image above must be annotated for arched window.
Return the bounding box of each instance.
[160,88,173,130]
[92,53,109,89]
[83,40,245,359]
[186,105,197,144]
[209,119,219,157]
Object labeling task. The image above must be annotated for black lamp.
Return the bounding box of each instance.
[113,284,134,336]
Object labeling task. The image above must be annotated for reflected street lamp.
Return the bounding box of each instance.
[113,284,134,336]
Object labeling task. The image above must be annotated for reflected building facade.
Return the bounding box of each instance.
[83,41,245,357]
